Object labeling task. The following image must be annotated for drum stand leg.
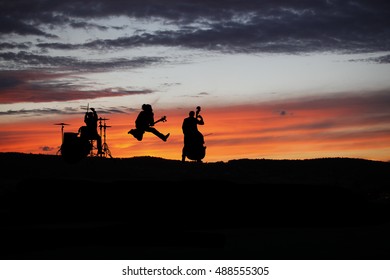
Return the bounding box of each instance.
[101,121,112,158]
[102,142,112,158]
[88,139,97,157]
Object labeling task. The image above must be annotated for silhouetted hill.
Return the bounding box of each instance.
[2,152,389,188]
[1,152,390,260]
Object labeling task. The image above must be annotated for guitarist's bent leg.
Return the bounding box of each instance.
[146,127,170,141]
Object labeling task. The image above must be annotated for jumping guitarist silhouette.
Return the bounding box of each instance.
[128,104,170,141]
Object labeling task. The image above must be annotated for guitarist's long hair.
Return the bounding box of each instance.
[142,104,152,112]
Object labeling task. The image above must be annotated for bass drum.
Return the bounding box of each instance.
[61,132,91,163]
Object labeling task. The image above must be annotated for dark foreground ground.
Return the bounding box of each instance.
[1,152,390,260]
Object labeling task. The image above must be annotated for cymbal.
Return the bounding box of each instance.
[98,117,109,121]
[54,123,70,125]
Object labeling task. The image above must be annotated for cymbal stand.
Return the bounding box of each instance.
[54,122,69,155]
[98,117,112,158]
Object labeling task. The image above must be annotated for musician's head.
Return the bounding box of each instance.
[142,104,152,111]
[189,111,195,117]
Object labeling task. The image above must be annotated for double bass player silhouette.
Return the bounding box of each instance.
[182,106,206,162]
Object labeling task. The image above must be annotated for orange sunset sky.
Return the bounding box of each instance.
[1,91,389,162]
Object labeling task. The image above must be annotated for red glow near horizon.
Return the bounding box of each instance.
[1,93,390,162]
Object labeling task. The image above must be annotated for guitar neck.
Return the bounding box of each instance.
[154,116,166,125]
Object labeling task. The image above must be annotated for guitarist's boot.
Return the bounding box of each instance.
[162,133,170,142]
[152,129,170,141]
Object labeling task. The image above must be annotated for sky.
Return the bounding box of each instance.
[1,0,390,162]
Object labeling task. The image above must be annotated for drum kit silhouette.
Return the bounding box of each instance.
[55,116,112,162]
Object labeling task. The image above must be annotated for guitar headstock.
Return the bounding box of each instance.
[160,116,167,122]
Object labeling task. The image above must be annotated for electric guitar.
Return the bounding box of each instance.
[152,116,167,125]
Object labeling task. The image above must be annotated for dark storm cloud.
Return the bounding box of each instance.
[0,107,62,116]
[0,51,165,70]
[0,42,31,50]
[0,105,130,116]
[0,86,154,104]
[69,21,104,30]
[1,0,389,54]
[0,72,21,90]
[0,15,58,38]
[0,50,163,104]
[0,70,155,104]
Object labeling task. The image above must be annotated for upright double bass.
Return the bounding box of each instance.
[182,106,206,162]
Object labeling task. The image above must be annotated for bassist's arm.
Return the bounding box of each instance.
[197,115,204,125]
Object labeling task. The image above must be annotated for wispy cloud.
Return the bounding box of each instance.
[0,70,155,104]
[350,54,390,64]
[0,52,165,70]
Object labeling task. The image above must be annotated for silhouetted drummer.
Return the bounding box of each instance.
[84,108,103,154]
